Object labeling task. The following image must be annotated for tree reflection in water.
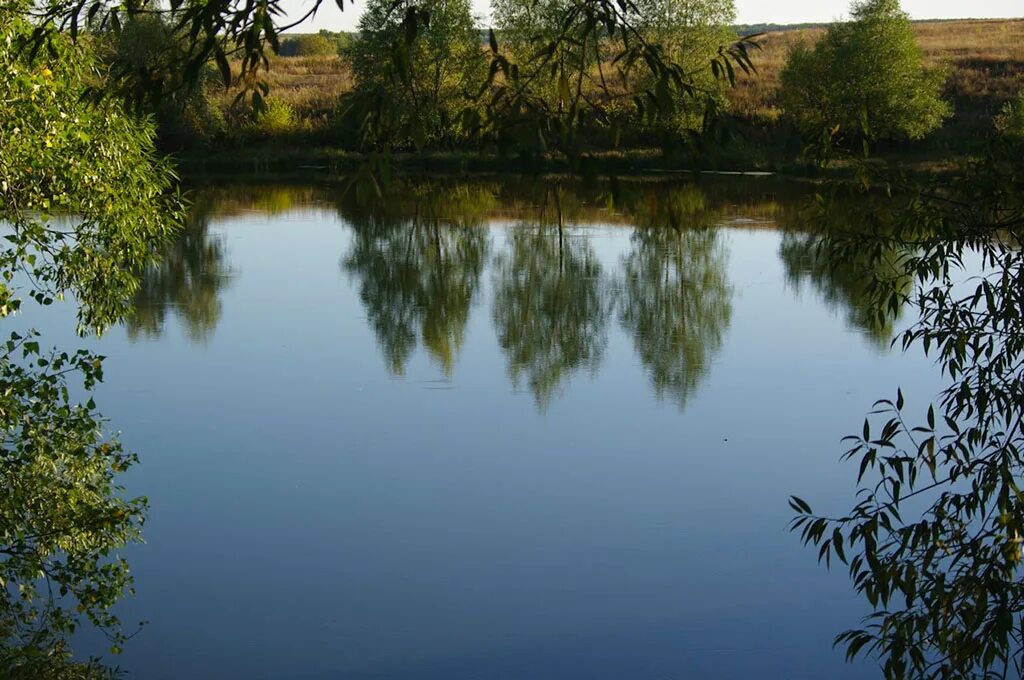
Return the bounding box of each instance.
[779,210,912,346]
[157,179,859,413]
[341,185,492,376]
[491,187,612,409]
[616,185,733,408]
[127,199,233,343]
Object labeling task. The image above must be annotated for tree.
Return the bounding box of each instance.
[105,13,226,148]
[17,0,757,182]
[491,0,741,150]
[279,32,337,57]
[345,0,487,148]
[633,0,735,41]
[1,12,178,673]
[994,89,1024,140]
[780,0,950,151]
[631,0,738,136]
[489,0,591,114]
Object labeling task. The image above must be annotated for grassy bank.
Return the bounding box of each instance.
[174,17,1023,176]
[172,147,735,178]
[727,18,1024,165]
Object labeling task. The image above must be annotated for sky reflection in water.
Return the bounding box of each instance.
[36,177,946,678]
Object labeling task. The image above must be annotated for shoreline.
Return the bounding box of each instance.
[169,145,962,183]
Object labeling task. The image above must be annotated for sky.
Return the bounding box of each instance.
[283,0,1022,32]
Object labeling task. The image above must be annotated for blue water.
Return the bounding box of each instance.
[25,179,943,678]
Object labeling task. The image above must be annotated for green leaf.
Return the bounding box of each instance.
[214,49,231,88]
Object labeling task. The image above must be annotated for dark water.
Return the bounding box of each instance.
[33,177,943,678]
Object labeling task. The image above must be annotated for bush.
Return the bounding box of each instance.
[280,33,340,57]
[109,15,225,148]
[248,99,297,137]
[995,90,1024,140]
[780,0,950,149]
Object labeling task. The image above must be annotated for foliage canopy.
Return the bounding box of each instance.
[780,0,950,151]
[1,13,179,673]
[490,0,742,145]
[279,32,338,57]
[791,135,1024,677]
[345,0,486,148]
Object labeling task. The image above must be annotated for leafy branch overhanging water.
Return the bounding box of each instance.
[790,141,1024,678]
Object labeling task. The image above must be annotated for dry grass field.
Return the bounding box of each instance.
[217,54,354,125]
[209,18,1022,163]
[729,18,1024,132]
[240,19,1022,120]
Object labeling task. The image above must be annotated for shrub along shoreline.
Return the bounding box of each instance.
[166,12,1023,179]
[168,145,969,185]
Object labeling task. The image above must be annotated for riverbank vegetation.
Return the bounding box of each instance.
[791,130,1024,680]
[0,9,178,675]
[4,0,1024,674]
[147,12,1024,175]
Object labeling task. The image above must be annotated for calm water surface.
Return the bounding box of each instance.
[31,177,944,678]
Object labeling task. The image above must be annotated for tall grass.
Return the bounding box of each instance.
[729,19,1024,131]
[199,19,1022,164]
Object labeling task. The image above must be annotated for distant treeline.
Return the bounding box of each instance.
[278,30,353,56]
[733,16,1016,37]
[732,23,831,35]
[146,3,1023,172]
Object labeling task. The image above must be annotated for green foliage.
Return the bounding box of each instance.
[107,14,225,148]
[790,144,1024,677]
[492,0,739,110]
[482,0,755,161]
[489,0,609,154]
[1,13,179,671]
[279,33,338,57]
[20,0,758,171]
[248,98,297,137]
[345,0,486,148]
[1,20,180,332]
[994,90,1024,140]
[0,337,146,675]
[631,0,739,136]
[328,30,354,55]
[780,0,950,153]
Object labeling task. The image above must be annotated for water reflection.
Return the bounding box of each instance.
[779,229,912,346]
[492,188,612,408]
[88,175,941,680]
[153,177,892,409]
[342,194,490,376]
[127,200,233,342]
[619,233,731,407]
[609,185,732,406]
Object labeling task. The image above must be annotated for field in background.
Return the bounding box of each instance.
[729,18,1024,132]
[207,18,1023,168]
[216,54,353,127]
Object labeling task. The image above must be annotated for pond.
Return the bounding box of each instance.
[29,176,945,678]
